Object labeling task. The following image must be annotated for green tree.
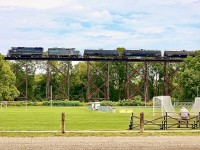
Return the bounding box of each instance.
[149,62,165,98]
[33,74,46,101]
[11,60,38,100]
[39,61,73,100]
[179,51,200,101]
[110,62,126,101]
[70,62,87,100]
[116,47,125,57]
[0,55,19,101]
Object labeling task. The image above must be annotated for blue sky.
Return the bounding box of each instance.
[0,0,200,55]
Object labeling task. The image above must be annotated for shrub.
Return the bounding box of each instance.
[43,100,83,106]
[100,101,113,106]
[145,101,153,106]
[134,95,143,106]
[6,100,83,107]
[7,101,27,106]
[118,96,143,106]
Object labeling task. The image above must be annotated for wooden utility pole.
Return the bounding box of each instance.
[140,112,144,133]
[61,112,65,134]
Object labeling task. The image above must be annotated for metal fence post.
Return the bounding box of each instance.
[129,113,133,130]
[199,112,200,129]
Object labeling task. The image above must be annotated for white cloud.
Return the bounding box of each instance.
[138,27,165,34]
[90,10,113,22]
[0,0,68,9]
[1,0,200,55]
[168,0,200,4]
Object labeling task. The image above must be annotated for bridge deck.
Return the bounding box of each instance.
[4,57,183,62]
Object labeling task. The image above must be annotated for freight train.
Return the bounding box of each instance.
[7,47,196,58]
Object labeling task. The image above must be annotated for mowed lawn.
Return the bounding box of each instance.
[0,106,160,131]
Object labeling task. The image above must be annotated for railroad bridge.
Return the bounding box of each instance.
[5,56,183,102]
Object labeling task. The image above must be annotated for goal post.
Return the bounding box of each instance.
[190,97,200,116]
[0,101,8,112]
[153,96,164,116]
[0,101,8,108]
[153,96,180,118]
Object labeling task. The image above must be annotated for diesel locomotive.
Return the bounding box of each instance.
[48,48,81,58]
[7,47,43,57]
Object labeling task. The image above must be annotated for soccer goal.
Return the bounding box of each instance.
[0,101,8,110]
[190,97,200,116]
[0,101,29,111]
[153,96,180,118]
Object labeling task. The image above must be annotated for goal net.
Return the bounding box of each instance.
[153,96,180,118]
[0,101,8,109]
[190,97,200,116]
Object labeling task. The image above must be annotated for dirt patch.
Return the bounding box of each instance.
[1,136,200,150]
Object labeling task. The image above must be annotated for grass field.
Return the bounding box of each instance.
[0,106,198,132]
[0,106,159,131]
[1,106,200,137]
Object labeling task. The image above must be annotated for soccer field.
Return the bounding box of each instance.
[0,106,157,131]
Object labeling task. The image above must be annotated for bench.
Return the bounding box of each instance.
[177,120,189,128]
